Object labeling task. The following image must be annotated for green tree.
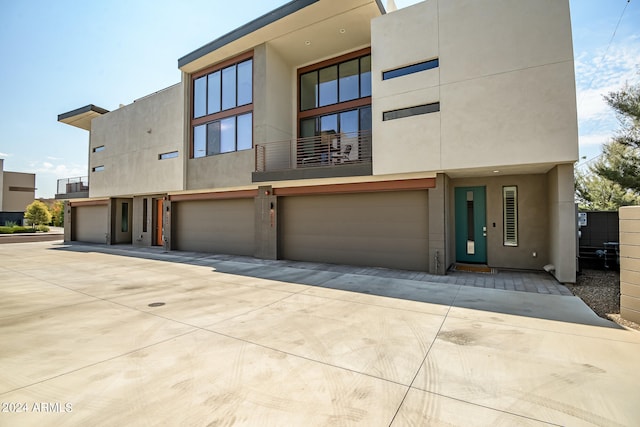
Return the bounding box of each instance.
[49,200,64,227]
[594,80,640,192]
[575,167,640,210]
[24,200,52,228]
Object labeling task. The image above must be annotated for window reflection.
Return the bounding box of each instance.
[193,125,206,158]
[194,77,207,118]
[222,66,237,111]
[237,113,253,151]
[360,56,371,98]
[299,54,371,112]
[220,117,236,153]
[191,56,253,158]
[339,59,359,102]
[207,121,221,156]
[300,72,318,111]
[207,71,221,114]
[237,60,252,106]
[319,66,338,107]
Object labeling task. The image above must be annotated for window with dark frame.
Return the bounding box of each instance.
[382,58,439,80]
[142,198,148,233]
[382,102,440,121]
[159,151,179,160]
[299,52,371,113]
[191,53,253,158]
[121,202,129,233]
[92,166,104,172]
[298,49,372,140]
[503,186,518,246]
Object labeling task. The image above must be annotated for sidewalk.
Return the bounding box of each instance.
[0,226,63,244]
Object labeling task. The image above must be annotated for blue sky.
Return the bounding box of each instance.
[0,0,638,198]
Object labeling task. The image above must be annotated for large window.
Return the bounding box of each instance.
[193,112,253,158]
[298,49,372,142]
[299,53,371,112]
[191,53,253,158]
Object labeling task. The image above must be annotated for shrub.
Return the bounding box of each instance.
[0,226,36,234]
[0,226,14,234]
[37,225,50,232]
[4,220,17,227]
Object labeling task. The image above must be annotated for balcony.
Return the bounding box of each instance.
[253,130,372,182]
[55,176,89,199]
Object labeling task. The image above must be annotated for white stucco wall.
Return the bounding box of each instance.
[371,0,578,175]
[89,84,184,197]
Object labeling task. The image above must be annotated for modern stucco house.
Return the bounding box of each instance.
[0,159,36,225]
[58,0,579,282]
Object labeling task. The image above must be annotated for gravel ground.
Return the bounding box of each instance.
[566,269,640,331]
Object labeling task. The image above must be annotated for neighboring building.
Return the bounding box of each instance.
[58,0,579,282]
[55,176,89,200]
[0,158,37,225]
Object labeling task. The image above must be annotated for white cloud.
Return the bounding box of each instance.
[33,161,86,179]
[579,133,611,147]
[575,44,640,124]
[0,152,10,157]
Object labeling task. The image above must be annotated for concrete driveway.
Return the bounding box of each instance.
[1,241,639,426]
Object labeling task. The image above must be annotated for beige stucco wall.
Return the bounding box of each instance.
[371,0,578,176]
[2,171,36,212]
[547,164,577,283]
[620,206,640,324]
[449,174,550,271]
[89,84,184,198]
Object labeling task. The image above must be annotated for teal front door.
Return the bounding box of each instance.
[455,186,487,263]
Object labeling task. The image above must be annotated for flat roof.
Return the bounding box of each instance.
[58,104,109,131]
[178,0,385,69]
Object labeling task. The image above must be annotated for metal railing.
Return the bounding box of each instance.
[57,176,89,195]
[256,130,372,172]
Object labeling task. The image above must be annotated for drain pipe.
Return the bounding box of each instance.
[434,250,440,275]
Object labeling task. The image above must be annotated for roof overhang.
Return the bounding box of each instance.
[58,104,109,131]
[178,0,385,73]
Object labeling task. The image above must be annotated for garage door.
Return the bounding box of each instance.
[173,198,254,256]
[74,205,108,244]
[280,191,429,271]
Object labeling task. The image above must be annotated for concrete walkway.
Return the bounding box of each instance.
[1,241,639,426]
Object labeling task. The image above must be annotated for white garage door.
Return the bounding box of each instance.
[280,191,429,271]
[74,205,108,244]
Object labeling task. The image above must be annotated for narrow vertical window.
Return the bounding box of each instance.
[503,186,518,246]
[221,65,237,110]
[300,72,318,111]
[194,76,207,118]
[142,199,148,233]
[207,71,221,114]
[237,59,253,106]
[360,55,371,98]
[193,125,206,158]
[122,202,129,233]
[220,116,236,153]
[338,59,359,102]
[237,112,253,151]
[319,66,338,107]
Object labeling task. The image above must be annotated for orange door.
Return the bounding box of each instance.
[156,199,163,246]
